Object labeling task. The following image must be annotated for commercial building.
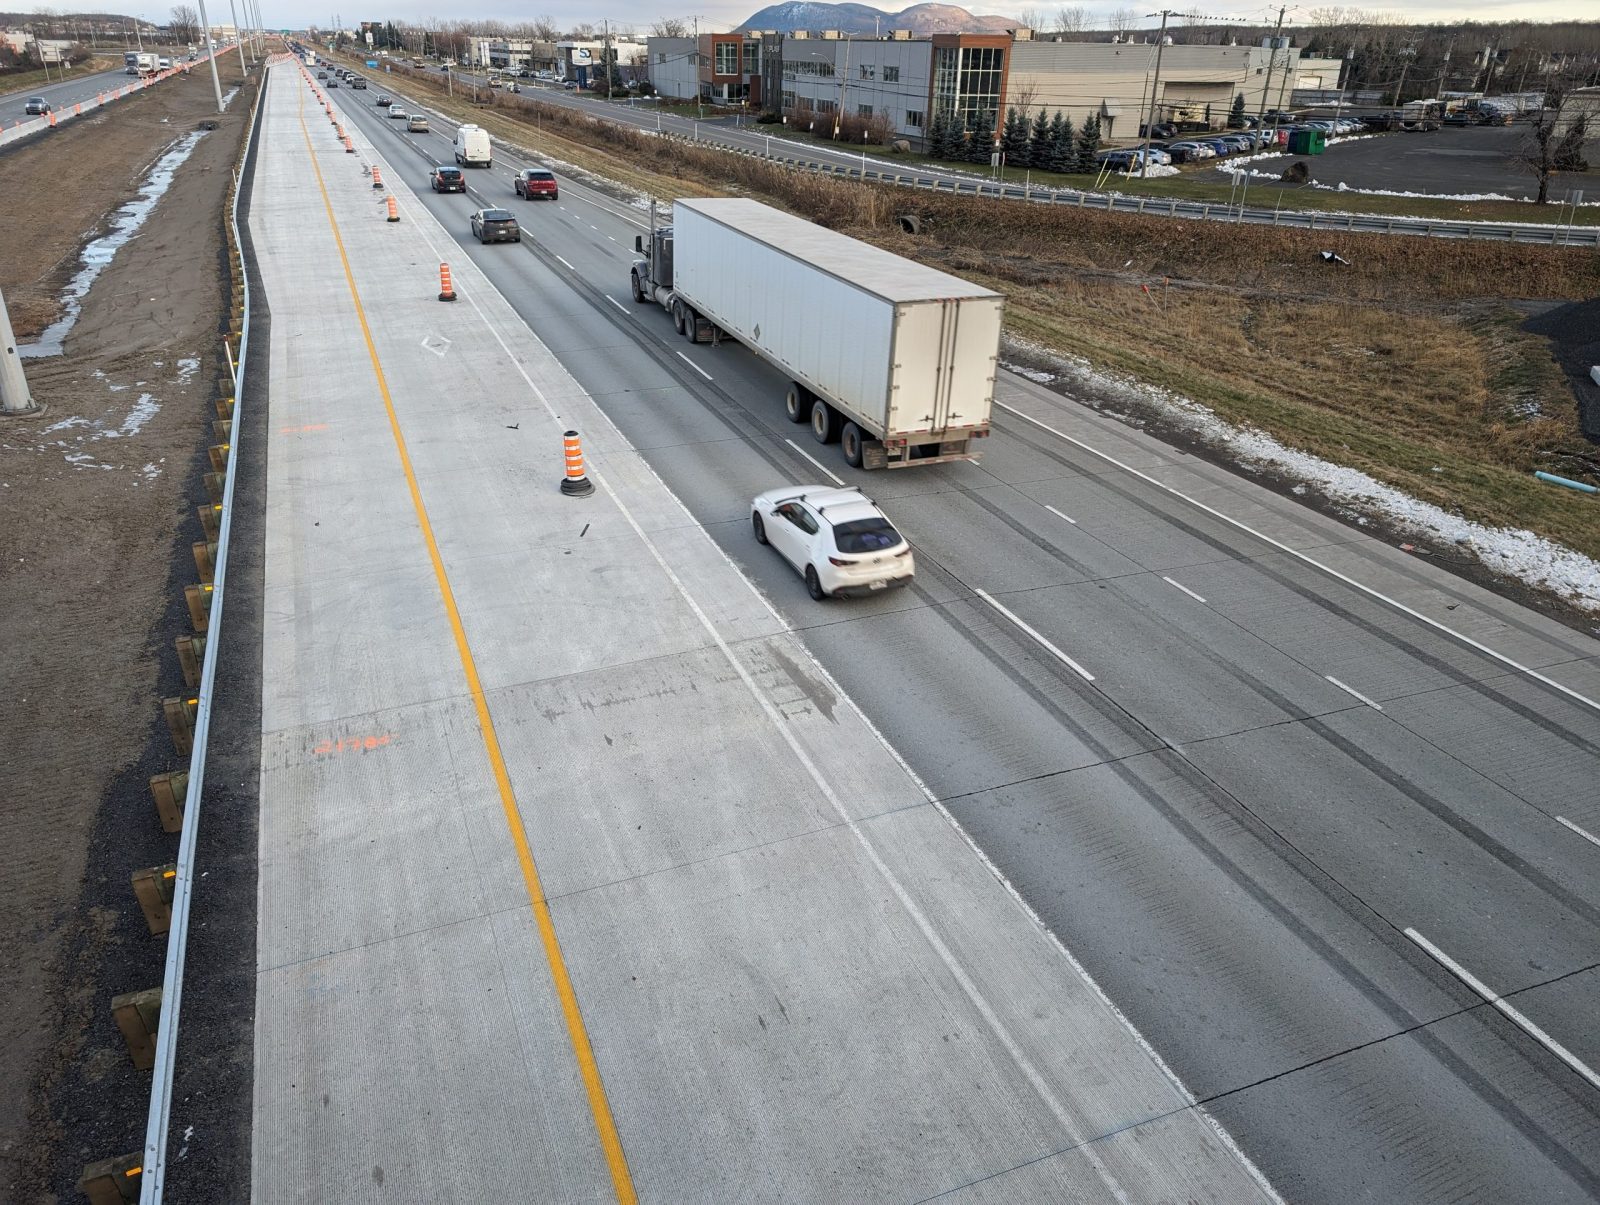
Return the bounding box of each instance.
[647,29,1341,147]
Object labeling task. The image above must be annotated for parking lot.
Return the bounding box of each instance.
[1211,124,1596,200]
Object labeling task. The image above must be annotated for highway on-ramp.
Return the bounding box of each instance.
[243,60,1600,1201]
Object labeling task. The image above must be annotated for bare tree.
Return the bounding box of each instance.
[530,16,560,41]
[169,3,199,43]
[568,22,598,40]
[650,18,688,37]
[1110,7,1138,38]
[1516,75,1592,204]
[1054,6,1087,33]
[1017,7,1049,30]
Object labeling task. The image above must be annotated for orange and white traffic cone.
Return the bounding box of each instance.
[559,430,595,497]
[344,137,355,153]
[372,166,383,189]
[438,263,456,302]
[386,196,399,222]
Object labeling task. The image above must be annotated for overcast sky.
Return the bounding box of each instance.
[141,0,1585,35]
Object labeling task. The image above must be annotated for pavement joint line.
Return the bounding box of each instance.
[1043,504,1077,524]
[782,438,845,486]
[675,350,713,381]
[1161,575,1207,603]
[1324,675,1384,711]
[291,75,639,1205]
[1555,815,1600,849]
[993,399,1600,715]
[1404,927,1600,1093]
[973,588,1096,683]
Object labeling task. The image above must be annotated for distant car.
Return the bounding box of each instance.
[316,70,328,79]
[430,165,465,192]
[471,208,521,243]
[1164,140,1213,163]
[24,96,50,115]
[387,106,407,120]
[514,167,558,200]
[158,56,172,69]
[327,78,339,87]
[751,486,914,600]
[351,77,367,89]
[376,94,392,106]
[406,113,429,132]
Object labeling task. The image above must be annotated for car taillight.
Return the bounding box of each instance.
[894,547,912,557]
[827,556,850,567]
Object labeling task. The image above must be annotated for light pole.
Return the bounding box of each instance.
[1138,9,1175,179]
[195,0,226,109]
[0,284,38,416]
[1253,5,1288,140]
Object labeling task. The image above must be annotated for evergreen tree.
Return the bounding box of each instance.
[1075,114,1102,172]
[1046,110,1073,173]
[1027,108,1051,170]
[1227,93,1246,129]
[969,111,996,163]
[1002,105,1029,167]
[931,111,956,160]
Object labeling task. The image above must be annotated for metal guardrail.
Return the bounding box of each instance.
[0,55,225,150]
[137,57,266,1205]
[668,129,1600,249]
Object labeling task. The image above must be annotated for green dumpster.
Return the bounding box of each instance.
[1288,128,1326,155]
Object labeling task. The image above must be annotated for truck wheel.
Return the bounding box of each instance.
[811,400,840,445]
[682,307,698,344]
[672,301,686,335]
[784,382,811,425]
[841,422,865,468]
[630,272,646,303]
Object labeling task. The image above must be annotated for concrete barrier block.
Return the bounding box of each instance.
[163,696,198,755]
[109,987,162,1070]
[148,771,187,833]
[175,633,207,687]
[131,865,177,934]
[183,583,212,633]
[76,1153,142,1204]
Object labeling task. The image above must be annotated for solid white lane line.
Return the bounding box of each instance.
[995,399,1600,715]
[1163,576,1206,603]
[554,254,575,270]
[675,351,712,381]
[975,589,1096,683]
[1325,675,1383,711]
[1556,815,1600,849]
[1044,504,1077,525]
[604,294,628,314]
[783,438,845,486]
[1405,928,1600,1093]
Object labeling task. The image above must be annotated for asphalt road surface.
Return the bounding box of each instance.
[0,65,137,126]
[288,78,1600,1202]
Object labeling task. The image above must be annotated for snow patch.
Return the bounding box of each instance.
[1001,337,1600,613]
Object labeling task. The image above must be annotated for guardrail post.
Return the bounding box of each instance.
[191,539,218,585]
[163,696,198,755]
[148,771,187,833]
[1169,200,1177,216]
[1138,198,1146,213]
[183,582,213,633]
[76,1153,142,1204]
[131,865,178,934]
[1202,204,1210,219]
[110,988,162,1070]
[175,634,208,687]
[198,502,222,540]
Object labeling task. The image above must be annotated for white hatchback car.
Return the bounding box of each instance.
[752,486,914,599]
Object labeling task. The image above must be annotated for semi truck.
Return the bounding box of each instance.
[629,197,1001,470]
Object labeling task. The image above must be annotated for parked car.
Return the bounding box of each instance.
[23,96,50,115]
[1198,138,1232,156]
[430,165,465,192]
[387,106,408,120]
[1165,140,1214,163]
[376,94,392,106]
[751,486,915,600]
[471,208,521,244]
[1138,121,1178,140]
[406,113,429,132]
[514,167,559,200]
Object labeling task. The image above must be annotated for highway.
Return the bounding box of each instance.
[357,59,1600,248]
[0,63,143,126]
[308,75,1600,1201]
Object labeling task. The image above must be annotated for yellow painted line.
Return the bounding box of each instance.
[290,79,637,1203]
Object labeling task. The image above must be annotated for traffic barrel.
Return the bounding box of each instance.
[386,196,399,222]
[438,263,456,302]
[559,430,595,497]
[344,137,355,153]
[372,166,383,189]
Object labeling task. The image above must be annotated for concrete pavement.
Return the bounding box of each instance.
[249,59,1276,1202]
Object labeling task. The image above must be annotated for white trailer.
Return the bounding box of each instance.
[631,197,1001,469]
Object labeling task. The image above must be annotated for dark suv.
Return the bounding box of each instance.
[430,166,465,193]
[470,208,521,244]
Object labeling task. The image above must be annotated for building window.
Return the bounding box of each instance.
[815,98,836,114]
[906,109,923,127]
[743,40,758,75]
[858,104,873,116]
[656,53,666,64]
[782,89,796,108]
[714,41,738,75]
[932,44,1004,134]
[859,63,875,79]
[884,65,899,82]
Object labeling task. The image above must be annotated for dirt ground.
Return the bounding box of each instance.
[0,55,256,1201]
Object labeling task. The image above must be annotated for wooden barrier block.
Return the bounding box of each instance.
[198,502,221,539]
[175,633,206,687]
[162,696,197,755]
[213,418,232,441]
[110,988,162,1070]
[184,583,212,633]
[215,396,235,420]
[207,443,230,475]
[131,865,177,934]
[192,539,217,585]
[76,1153,142,1204]
[148,771,187,833]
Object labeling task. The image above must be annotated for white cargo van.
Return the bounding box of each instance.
[453,124,491,167]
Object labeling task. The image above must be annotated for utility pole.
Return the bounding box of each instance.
[0,284,39,417]
[195,0,226,110]
[1138,9,1174,179]
[835,35,851,139]
[1253,4,1287,136]
[135,17,144,51]
[230,0,253,65]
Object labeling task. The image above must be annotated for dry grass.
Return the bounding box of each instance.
[356,53,1600,565]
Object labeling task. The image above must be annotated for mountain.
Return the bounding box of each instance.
[739,2,1021,35]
